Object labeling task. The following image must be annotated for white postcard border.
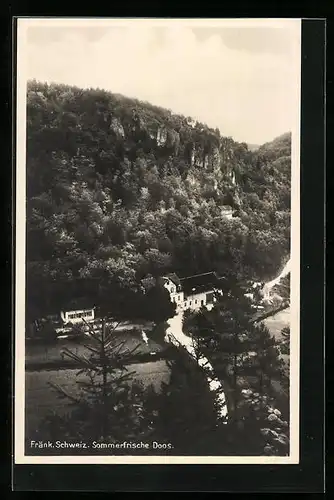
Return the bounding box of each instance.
[14,17,301,465]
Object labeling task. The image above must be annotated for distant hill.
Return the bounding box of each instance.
[248,132,291,155]
[26,80,291,318]
[257,132,291,159]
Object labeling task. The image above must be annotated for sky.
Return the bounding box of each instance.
[22,20,301,145]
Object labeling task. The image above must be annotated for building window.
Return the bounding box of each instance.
[201,299,204,306]
[195,299,197,304]
[189,301,192,306]
[66,310,93,320]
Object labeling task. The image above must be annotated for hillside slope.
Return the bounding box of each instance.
[26,80,291,319]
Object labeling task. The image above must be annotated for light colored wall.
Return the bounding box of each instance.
[163,279,184,310]
[164,278,222,313]
[61,308,95,324]
[183,291,208,311]
[183,290,220,311]
[171,291,184,311]
[163,279,177,294]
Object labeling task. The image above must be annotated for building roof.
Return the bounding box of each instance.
[162,273,181,286]
[180,271,223,295]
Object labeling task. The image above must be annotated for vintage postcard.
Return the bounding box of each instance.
[15,17,301,465]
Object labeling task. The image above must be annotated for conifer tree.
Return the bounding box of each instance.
[41,318,158,446]
[154,343,229,455]
[181,287,289,455]
[279,326,290,355]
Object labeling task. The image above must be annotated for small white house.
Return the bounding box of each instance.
[60,307,95,325]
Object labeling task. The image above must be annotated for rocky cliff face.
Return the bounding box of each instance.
[104,104,242,210]
[110,117,125,138]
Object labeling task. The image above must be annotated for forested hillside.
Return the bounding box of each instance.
[26,80,291,320]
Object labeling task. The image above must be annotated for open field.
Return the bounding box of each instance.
[24,308,291,448]
[26,328,164,367]
[25,360,171,442]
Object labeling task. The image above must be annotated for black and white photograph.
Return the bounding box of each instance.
[15,18,301,464]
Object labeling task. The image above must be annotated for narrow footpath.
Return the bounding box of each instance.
[165,312,229,422]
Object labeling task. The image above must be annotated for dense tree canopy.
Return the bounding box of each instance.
[26,80,291,320]
[182,287,289,456]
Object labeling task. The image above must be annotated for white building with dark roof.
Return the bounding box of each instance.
[161,271,224,312]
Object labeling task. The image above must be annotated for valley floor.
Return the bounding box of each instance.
[24,272,291,455]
